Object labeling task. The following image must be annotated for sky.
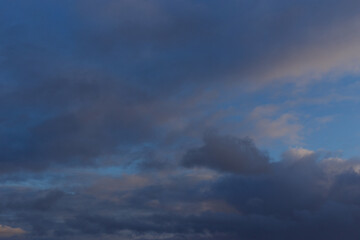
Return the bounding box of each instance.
[2,0,360,239]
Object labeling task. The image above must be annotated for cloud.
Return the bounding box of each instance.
[315,116,335,124]
[3,144,360,239]
[182,133,270,174]
[246,105,303,144]
[254,113,303,143]
[2,1,360,239]
[281,147,315,162]
[0,225,26,238]
[72,0,360,86]
[5,189,65,212]
[1,0,360,173]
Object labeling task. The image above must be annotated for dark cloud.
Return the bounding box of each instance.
[182,133,270,174]
[71,0,360,85]
[5,189,65,212]
[3,149,360,239]
[57,151,360,240]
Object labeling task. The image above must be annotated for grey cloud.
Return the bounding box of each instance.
[3,149,360,239]
[73,0,360,85]
[4,189,65,212]
[182,133,270,174]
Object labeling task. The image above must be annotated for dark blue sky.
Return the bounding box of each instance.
[2,0,360,239]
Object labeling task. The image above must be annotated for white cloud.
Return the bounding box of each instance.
[282,148,315,161]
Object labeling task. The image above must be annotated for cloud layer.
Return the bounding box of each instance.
[1,134,360,239]
[1,0,360,172]
[1,0,360,239]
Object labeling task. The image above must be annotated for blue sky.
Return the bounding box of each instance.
[2,1,360,239]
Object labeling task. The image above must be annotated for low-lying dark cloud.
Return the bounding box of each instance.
[1,140,360,239]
